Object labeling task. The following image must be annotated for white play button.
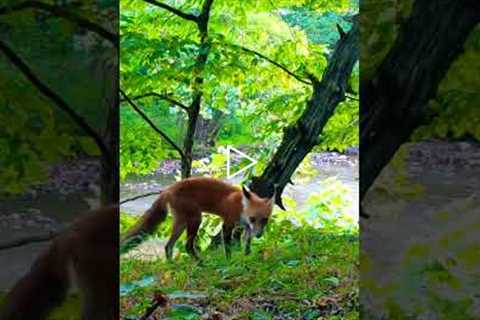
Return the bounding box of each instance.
[226,145,258,179]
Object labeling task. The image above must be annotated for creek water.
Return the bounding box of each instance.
[362,141,480,318]
[120,152,360,221]
[119,152,359,262]
[0,191,95,291]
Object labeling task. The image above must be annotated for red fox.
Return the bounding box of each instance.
[121,177,275,259]
[0,206,118,320]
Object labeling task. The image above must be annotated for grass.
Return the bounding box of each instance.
[120,214,359,319]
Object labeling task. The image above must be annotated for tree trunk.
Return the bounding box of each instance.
[211,19,359,246]
[360,0,480,203]
[182,96,201,178]
[250,19,359,208]
[100,155,118,205]
[179,0,213,178]
[194,110,224,147]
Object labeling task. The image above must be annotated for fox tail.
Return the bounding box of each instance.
[120,191,169,253]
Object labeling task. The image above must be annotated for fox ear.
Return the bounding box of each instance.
[242,185,251,208]
[242,186,251,199]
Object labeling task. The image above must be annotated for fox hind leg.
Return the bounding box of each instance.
[165,218,186,260]
[185,214,202,260]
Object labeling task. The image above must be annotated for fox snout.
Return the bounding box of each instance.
[249,223,265,238]
[241,219,265,238]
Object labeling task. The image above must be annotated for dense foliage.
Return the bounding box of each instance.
[119,1,359,318]
[0,0,115,194]
[120,0,359,180]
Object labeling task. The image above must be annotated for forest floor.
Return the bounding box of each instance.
[119,151,359,319]
[120,214,359,320]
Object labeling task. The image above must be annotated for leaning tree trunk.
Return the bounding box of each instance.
[360,0,480,204]
[250,19,359,207]
[211,18,359,246]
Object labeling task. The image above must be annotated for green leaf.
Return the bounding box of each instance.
[323,276,340,287]
[163,304,201,320]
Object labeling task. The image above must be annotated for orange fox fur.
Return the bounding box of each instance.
[122,177,274,259]
[0,206,118,320]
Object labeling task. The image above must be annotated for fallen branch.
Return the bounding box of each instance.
[120,191,162,205]
[0,231,59,250]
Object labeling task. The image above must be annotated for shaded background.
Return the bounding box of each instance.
[360,0,480,318]
[0,0,117,314]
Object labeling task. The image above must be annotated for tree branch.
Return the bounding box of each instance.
[0,40,112,164]
[0,1,117,47]
[120,92,189,112]
[221,42,312,86]
[143,0,198,22]
[120,89,186,160]
[198,0,214,27]
[178,0,214,178]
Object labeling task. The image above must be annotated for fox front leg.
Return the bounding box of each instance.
[244,229,252,255]
[222,224,234,259]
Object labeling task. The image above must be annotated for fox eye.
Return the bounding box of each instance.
[261,218,268,224]
[249,217,256,223]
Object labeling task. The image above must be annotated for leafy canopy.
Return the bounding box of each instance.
[120,0,359,179]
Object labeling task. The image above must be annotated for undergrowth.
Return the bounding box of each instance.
[120,211,359,319]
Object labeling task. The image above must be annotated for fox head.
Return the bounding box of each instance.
[240,185,275,238]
